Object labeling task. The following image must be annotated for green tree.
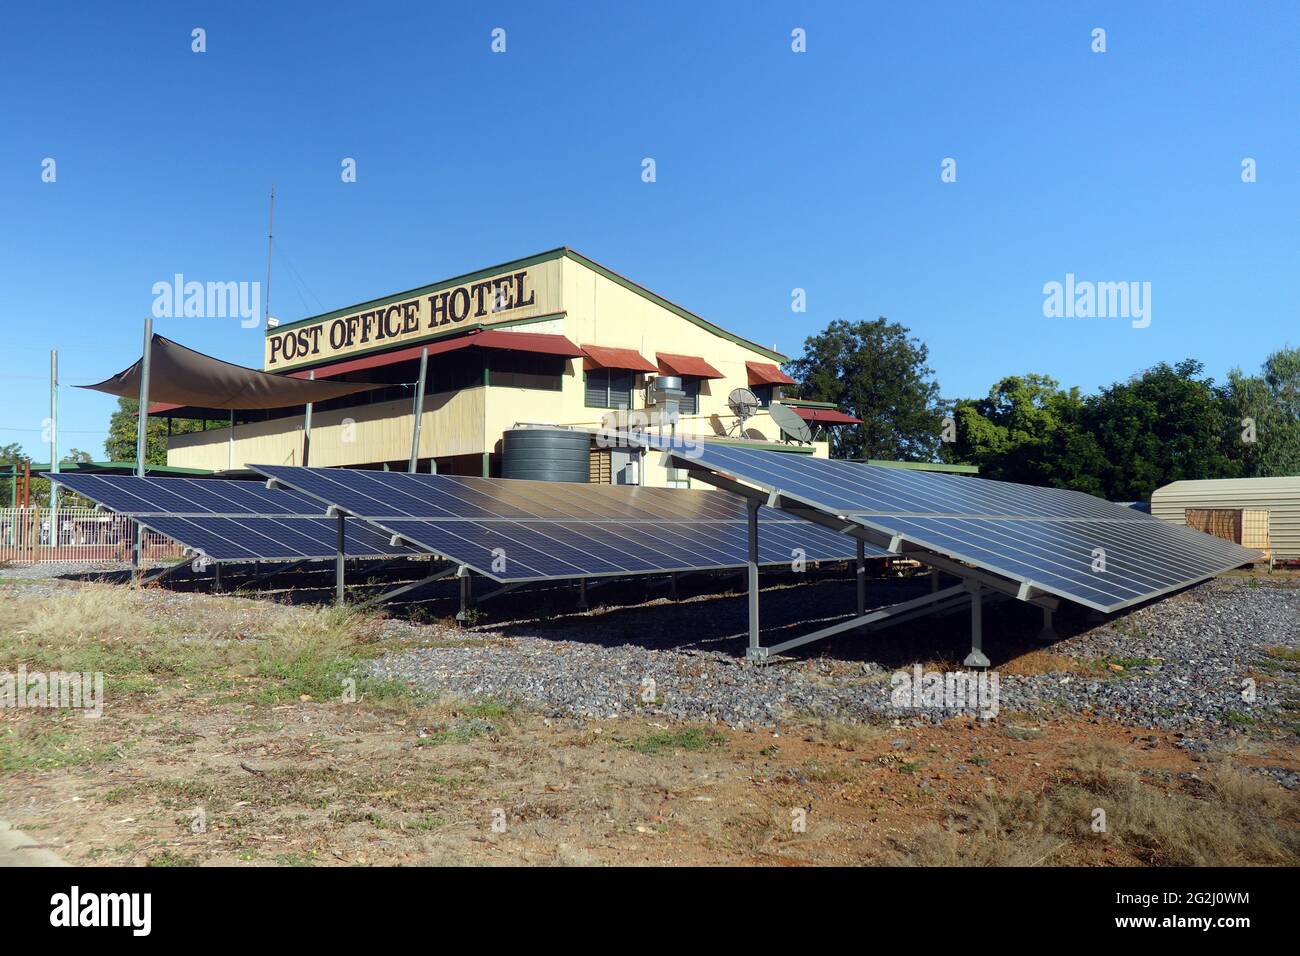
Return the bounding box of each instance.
[104,397,170,465]
[943,374,1106,494]
[785,318,944,460]
[1083,360,1238,500]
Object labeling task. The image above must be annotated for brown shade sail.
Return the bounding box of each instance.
[80,334,386,410]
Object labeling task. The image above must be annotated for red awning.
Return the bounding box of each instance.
[789,406,862,425]
[746,361,796,386]
[581,345,658,373]
[656,353,724,379]
[289,330,583,380]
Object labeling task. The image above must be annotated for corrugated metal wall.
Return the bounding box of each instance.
[1151,477,1300,559]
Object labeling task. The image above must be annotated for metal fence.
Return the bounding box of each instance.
[0,507,187,565]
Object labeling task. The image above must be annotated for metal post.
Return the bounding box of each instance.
[213,562,223,593]
[964,580,990,668]
[335,512,346,606]
[855,538,866,616]
[135,318,152,478]
[577,576,588,611]
[227,409,234,470]
[49,349,58,554]
[669,571,680,601]
[457,568,473,622]
[746,498,761,660]
[1037,606,1056,643]
[134,318,152,570]
[408,347,428,473]
[302,370,314,467]
[931,569,940,593]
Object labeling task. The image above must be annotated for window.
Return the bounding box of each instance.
[487,353,564,391]
[751,384,774,408]
[679,376,701,415]
[585,368,634,408]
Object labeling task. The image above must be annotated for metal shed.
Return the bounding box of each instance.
[1151,476,1300,562]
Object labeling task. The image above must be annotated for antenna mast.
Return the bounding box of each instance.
[263,183,275,326]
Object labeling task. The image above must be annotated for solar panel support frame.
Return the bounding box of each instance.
[682,458,1042,665]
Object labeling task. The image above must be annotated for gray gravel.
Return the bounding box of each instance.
[370,576,1299,735]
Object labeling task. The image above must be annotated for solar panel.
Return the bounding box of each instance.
[54,473,417,563]
[650,441,1261,612]
[252,465,890,582]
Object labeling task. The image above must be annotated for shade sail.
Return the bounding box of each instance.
[82,335,386,410]
[745,361,797,386]
[656,352,724,379]
[581,345,658,373]
[287,329,584,380]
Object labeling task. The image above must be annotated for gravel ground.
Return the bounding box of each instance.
[6,559,1296,739]
[370,575,1300,736]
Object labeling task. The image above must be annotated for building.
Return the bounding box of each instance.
[1151,476,1300,562]
[160,248,862,486]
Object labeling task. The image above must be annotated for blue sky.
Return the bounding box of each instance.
[1,1,1295,460]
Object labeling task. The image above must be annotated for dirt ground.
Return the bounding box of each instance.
[1,577,1296,867]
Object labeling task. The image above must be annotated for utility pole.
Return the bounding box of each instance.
[49,349,58,554]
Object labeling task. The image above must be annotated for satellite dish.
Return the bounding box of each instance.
[727,387,760,434]
[769,402,813,444]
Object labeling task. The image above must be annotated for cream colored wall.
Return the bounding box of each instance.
[168,388,487,471]
[553,257,793,444]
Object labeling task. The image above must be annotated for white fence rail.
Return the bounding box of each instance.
[0,507,187,565]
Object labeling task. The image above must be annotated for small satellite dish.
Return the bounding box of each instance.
[727,387,760,434]
[769,402,813,444]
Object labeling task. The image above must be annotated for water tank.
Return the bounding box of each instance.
[501,426,591,482]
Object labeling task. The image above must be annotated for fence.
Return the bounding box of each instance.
[0,507,187,565]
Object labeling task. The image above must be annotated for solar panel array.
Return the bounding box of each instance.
[652,441,1261,612]
[54,473,417,563]
[252,464,888,583]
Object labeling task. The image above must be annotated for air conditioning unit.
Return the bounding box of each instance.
[644,375,684,406]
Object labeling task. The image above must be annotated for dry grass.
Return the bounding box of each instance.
[998,650,1094,677]
[891,740,1300,866]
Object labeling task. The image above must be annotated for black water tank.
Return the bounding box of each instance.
[501,426,590,482]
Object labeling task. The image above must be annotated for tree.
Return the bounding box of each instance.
[1083,360,1238,500]
[1229,347,1300,476]
[785,318,944,460]
[943,374,1106,494]
[104,397,170,465]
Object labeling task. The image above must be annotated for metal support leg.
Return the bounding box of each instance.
[855,538,866,617]
[964,580,990,668]
[335,513,346,607]
[669,572,680,601]
[931,569,940,593]
[577,577,589,611]
[213,562,223,594]
[745,499,762,661]
[1037,606,1056,642]
[456,568,473,622]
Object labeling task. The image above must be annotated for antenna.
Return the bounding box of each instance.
[726,387,760,435]
[263,182,275,328]
[769,402,813,444]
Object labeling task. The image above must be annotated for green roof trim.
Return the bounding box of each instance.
[560,249,787,363]
[264,246,788,364]
[859,459,980,474]
[779,398,838,409]
[702,439,816,455]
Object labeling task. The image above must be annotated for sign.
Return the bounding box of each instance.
[263,262,560,370]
